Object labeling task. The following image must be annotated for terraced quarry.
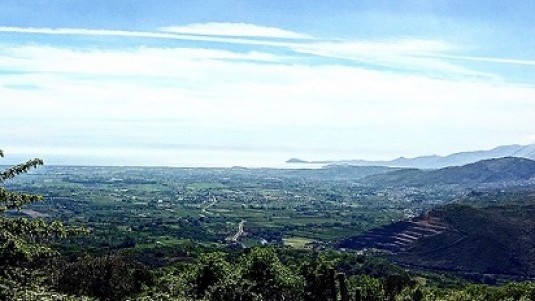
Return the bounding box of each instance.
[338,212,448,252]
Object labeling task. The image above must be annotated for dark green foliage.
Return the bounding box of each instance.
[0,149,91,299]
[396,282,535,301]
[205,273,259,301]
[1,151,86,268]
[55,254,153,301]
[0,151,57,267]
[0,153,44,214]
[411,287,424,301]
[301,253,336,301]
[396,203,535,277]
[381,274,415,300]
[354,275,385,301]
[240,247,302,301]
[180,248,429,301]
[182,248,302,301]
[189,252,232,298]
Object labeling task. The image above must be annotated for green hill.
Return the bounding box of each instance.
[395,203,535,277]
[362,157,535,187]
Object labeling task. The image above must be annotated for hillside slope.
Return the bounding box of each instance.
[361,157,535,187]
[395,204,535,276]
[389,144,535,169]
[339,201,535,277]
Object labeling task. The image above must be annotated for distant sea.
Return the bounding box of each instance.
[2,148,330,169]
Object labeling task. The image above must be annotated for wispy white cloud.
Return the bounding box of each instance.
[0,26,175,38]
[159,22,312,39]
[0,26,292,48]
[1,25,534,164]
[0,25,530,80]
[423,53,535,66]
[1,45,533,132]
[289,39,500,79]
[297,39,454,56]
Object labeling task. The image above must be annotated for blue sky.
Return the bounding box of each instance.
[1,0,534,166]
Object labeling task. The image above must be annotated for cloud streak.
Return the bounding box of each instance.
[1,25,532,80]
[0,26,294,49]
[159,22,313,39]
[424,53,535,66]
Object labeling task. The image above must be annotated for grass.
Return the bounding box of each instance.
[283,236,315,249]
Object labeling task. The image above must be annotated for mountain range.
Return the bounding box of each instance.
[361,157,535,187]
[288,143,535,169]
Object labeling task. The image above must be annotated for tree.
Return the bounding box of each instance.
[354,275,385,301]
[0,149,85,299]
[188,252,232,298]
[56,254,153,301]
[0,150,65,266]
[240,247,302,301]
[301,253,336,301]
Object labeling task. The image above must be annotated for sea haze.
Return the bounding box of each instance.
[3,147,333,168]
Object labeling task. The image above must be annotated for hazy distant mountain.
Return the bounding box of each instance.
[288,143,535,169]
[286,158,309,163]
[361,157,535,187]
